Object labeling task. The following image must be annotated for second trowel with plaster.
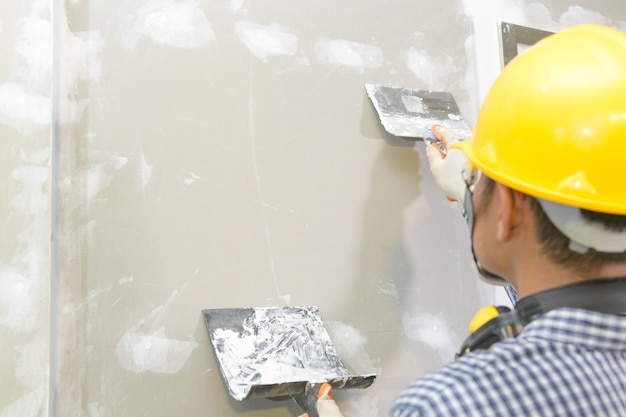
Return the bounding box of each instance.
[365,84,472,140]
[203,306,375,417]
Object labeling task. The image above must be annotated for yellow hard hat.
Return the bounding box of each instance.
[456,24,626,215]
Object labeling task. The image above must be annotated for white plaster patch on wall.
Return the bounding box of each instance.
[343,395,379,417]
[559,5,610,26]
[118,275,135,285]
[0,266,40,333]
[115,289,198,374]
[326,321,378,374]
[235,21,300,61]
[14,16,52,89]
[522,2,558,29]
[183,171,200,185]
[0,83,50,135]
[230,0,247,13]
[86,150,129,203]
[116,326,198,373]
[314,39,383,73]
[138,152,153,191]
[0,163,49,334]
[0,143,50,413]
[379,280,398,300]
[122,0,215,50]
[405,40,458,91]
[402,312,458,362]
[0,386,46,417]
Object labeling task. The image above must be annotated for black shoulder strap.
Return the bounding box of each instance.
[456,277,626,359]
[516,277,626,325]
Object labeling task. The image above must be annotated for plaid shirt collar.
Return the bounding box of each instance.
[520,307,626,351]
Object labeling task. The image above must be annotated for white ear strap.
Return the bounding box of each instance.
[537,199,626,253]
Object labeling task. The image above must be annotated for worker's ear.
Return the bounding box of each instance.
[495,184,524,242]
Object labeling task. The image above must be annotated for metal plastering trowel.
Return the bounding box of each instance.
[365,84,472,140]
[202,306,376,416]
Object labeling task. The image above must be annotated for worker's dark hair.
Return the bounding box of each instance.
[482,176,626,274]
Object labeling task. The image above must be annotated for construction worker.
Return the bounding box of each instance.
[304,23,626,416]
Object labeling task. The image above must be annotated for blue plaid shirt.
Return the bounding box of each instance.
[390,308,626,416]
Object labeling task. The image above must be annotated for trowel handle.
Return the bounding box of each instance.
[423,126,448,158]
[293,382,324,417]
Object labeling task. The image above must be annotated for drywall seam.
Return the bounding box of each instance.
[50,0,62,415]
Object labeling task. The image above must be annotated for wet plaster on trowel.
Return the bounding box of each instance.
[209,308,361,401]
[115,289,198,374]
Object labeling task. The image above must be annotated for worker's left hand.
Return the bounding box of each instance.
[424,125,475,205]
[298,383,344,417]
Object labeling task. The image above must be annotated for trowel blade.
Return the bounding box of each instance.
[365,84,472,140]
[202,306,376,401]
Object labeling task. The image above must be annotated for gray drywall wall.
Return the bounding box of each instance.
[0,2,52,417]
[2,1,626,416]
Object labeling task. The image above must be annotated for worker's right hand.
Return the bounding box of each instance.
[424,125,475,205]
[316,383,344,417]
[298,383,344,417]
